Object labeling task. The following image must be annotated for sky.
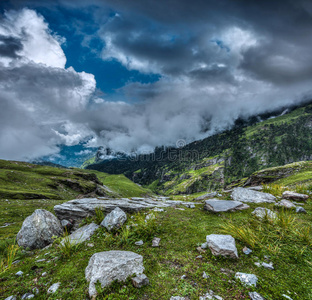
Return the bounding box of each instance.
[0,0,312,161]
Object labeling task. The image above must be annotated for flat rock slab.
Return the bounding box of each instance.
[276,199,296,209]
[282,191,308,202]
[85,250,144,297]
[206,234,238,259]
[54,198,198,224]
[232,187,276,203]
[204,199,249,213]
[61,223,99,246]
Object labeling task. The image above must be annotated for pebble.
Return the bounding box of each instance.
[87,243,94,247]
[35,259,46,263]
[5,296,17,300]
[243,246,252,255]
[152,237,161,247]
[201,242,208,249]
[249,292,265,300]
[15,271,23,276]
[21,294,34,299]
[32,287,39,295]
[41,272,47,277]
[282,295,293,300]
[132,274,149,288]
[181,274,187,279]
[135,240,144,246]
[47,282,60,294]
[296,207,307,213]
[202,271,209,279]
[262,262,274,270]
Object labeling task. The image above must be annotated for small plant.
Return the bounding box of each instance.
[262,184,287,197]
[94,207,105,225]
[0,244,19,274]
[57,230,80,258]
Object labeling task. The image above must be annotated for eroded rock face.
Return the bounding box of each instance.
[85,250,144,297]
[206,234,238,259]
[17,209,63,250]
[101,207,127,231]
[204,199,249,213]
[252,207,277,220]
[232,187,276,203]
[61,223,99,246]
[282,191,309,202]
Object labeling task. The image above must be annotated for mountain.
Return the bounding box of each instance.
[85,101,312,195]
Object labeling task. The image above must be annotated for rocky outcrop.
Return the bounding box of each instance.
[101,207,127,231]
[206,234,238,259]
[61,223,99,246]
[85,250,144,297]
[204,199,249,213]
[232,187,276,203]
[17,209,63,250]
[54,197,198,225]
[282,191,309,202]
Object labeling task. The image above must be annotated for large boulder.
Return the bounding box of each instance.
[17,209,63,250]
[101,207,127,231]
[282,191,309,202]
[61,223,99,246]
[252,207,277,220]
[54,197,198,225]
[206,234,238,259]
[204,199,249,213]
[232,187,276,203]
[85,250,144,297]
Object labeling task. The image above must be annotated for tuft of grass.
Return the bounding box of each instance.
[0,244,18,274]
[94,207,105,225]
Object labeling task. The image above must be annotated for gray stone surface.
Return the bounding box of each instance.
[170,297,186,300]
[101,207,127,231]
[15,271,23,276]
[276,199,296,209]
[152,237,161,247]
[85,250,144,297]
[21,294,34,300]
[132,274,149,288]
[243,247,252,255]
[54,197,198,224]
[47,282,60,294]
[262,262,274,270]
[235,272,258,287]
[282,295,293,300]
[135,240,144,246]
[249,292,265,300]
[252,207,277,220]
[5,296,17,300]
[195,192,218,201]
[296,206,307,213]
[204,199,249,212]
[232,187,276,203]
[206,234,238,259]
[282,191,308,202]
[61,223,99,246]
[247,186,263,191]
[17,209,63,250]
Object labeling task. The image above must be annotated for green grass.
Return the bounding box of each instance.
[1,197,312,299]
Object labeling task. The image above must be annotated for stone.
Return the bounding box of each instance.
[135,240,144,246]
[282,191,308,202]
[181,274,187,279]
[61,223,99,246]
[247,186,263,191]
[170,297,185,300]
[232,188,276,203]
[132,274,149,288]
[21,294,34,299]
[204,199,249,213]
[15,270,23,276]
[41,272,47,277]
[235,272,258,287]
[199,290,223,300]
[276,199,296,209]
[152,237,161,247]
[85,250,144,297]
[47,282,60,294]
[202,271,209,279]
[61,219,73,232]
[36,259,46,262]
[5,296,17,300]
[296,206,307,213]
[243,247,252,255]
[101,207,127,231]
[249,292,265,300]
[262,262,274,270]
[195,192,218,201]
[252,207,277,220]
[12,260,20,265]
[17,209,63,250]
[32,287,39,295]
[206,234,238,259]
[201,242,208,249]
[153,207,164,212]
[282,295,293,300]
[54,197,198,225]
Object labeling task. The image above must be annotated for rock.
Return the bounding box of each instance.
[36,259,46,263]
[21,294,34,299]
[199,290,223,300]
[296,206,307,213]
[196,255,203,259]
[232,187,276,203]
[47,282,60,294]
[5,296,16,300]
[12,260,20,265]
[170,297,185,300]
[145,213,155,221]
[88,243,94,247]
[202,271,209,279]
[135,240,144,246]
[235,272,258,287]
[262,262,274,270]
[132,274,149,288]
[153,207,164,212]
[252,207,277,220]
[195,192,218,201]
[17,209,63,250]
[206,234,238,259]
[32,287,39,295]
[54,197,198,225]
[181,274,187,279]
[201,242,208,249]
[85,250,144,297]
[243,247,252,255]
[61,223,99,246]
[152,237,161,247]
[15,270,23,276]
[101,207,127,231]
[61,219,73,232]
[249,292,265,300]
[282,295,293,300]
[282,191,308,202]
[41,272,47,277]
[184,203,195,208]
[276,199,296,209]
[204,199,249,213]
[247,186,263,191]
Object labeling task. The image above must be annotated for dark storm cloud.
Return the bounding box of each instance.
[0,35,23,58]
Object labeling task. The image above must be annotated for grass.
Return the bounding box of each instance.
[1,196,312,299]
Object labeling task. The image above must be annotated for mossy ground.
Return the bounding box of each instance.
[1,193,312,299]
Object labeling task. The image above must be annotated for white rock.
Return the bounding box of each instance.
[232,188,276,203]
[47,282,60,294]
[262,262,274,270]
[152,237,161,247]
[235,272,258,287]
[15,271,23,276]
[282,295,293,300]
[206,234,238,259]
[21,294,34,300]
[41,272,47,277]
[5,296,17,300]
[85,250,144,297]
[204,199,249,212]
[202,271,209,279]
[170,297,185,300]
[201,242,208,249]
[252,207,277,220]
[101,207,127,231]
[249,292,265,300]
[135,240,144,246]
[61,223,99,246]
